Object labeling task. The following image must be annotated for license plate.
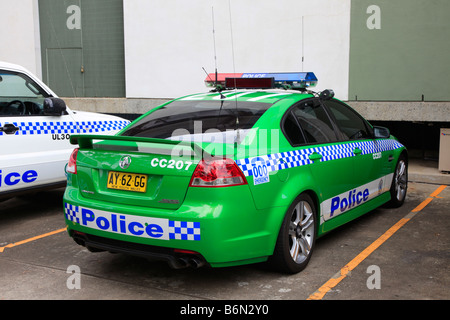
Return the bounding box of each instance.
[107,171,148,193]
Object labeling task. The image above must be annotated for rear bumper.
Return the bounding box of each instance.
[70,230,207,269]
[63,185,286,268]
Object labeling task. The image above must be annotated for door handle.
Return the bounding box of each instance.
[308,152,322,161]
[353,148,362,155]
[0,123,20,135]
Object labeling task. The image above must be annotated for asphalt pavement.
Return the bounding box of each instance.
[0,158,448,306]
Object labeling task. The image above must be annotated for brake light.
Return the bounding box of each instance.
[189,158,247,187]
[67,148,79,174]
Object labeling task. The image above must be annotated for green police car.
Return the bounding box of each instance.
[63,72,407,273]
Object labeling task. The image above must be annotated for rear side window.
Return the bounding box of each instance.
[121,100,271,142]
[282,112,306,145]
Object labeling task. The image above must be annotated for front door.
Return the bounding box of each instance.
[0,70,76,196]
[288,98,356,224]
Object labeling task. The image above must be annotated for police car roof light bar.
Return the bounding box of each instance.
[204,72,318,91]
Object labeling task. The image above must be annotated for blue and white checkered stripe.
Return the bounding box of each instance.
[65,203,80,224]
[0,120,129,136]
[169,221,201,241]
[236,139,404,177]
[77,121,129,133]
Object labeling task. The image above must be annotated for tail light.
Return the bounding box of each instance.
[189,158,247,187]
[67,148,79,174]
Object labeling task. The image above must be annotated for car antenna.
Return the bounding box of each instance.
[228,0,241,145]
[209,6,225,98]
[301,15,304,72]
[212,6,218,89]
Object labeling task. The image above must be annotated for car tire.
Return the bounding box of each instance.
[387,154,408,208]
[269,193,317,274]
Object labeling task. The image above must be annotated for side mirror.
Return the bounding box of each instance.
[373,126,390,139]
[43,97,67,116]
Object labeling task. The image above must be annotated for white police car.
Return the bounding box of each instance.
[0,61,129,200]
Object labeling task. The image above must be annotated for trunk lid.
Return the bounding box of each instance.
[72,135,201,210]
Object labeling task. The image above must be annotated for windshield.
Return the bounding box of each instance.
[0,70,50,116]
[121,100,271,144]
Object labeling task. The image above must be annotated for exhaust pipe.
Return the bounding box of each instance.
[174,257,206,269]
[177,257,191,268]
[189,258,206,269]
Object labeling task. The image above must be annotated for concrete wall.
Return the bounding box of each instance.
[350,101,450,122]
[123,0,351,100]
[63,97,169,115]
[0,0,41,77]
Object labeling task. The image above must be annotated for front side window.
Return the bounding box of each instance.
[0,71,50,116]
[324,100,373,140]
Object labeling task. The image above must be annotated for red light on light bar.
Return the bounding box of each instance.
[225,77,274,89]
[205,73,243,83]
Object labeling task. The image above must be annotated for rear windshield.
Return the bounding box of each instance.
[121,100,271,143]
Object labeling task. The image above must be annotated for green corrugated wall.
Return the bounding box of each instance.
[349,0,450,101]
[38,0,125,97]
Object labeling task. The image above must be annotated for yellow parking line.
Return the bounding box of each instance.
[307,184,447,300]
[411,197,433,213]
[0,227,67,253]
[430,184,447,198]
